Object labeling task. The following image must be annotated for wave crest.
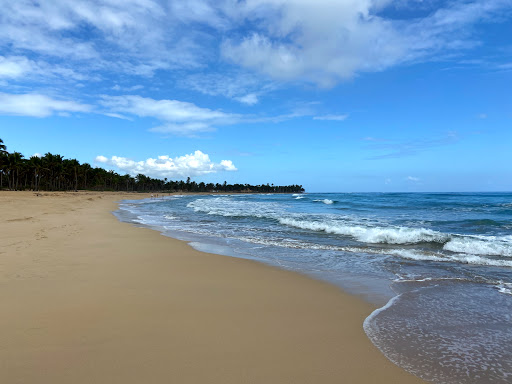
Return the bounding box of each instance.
[313,199,334,204]
[278,218,448,244]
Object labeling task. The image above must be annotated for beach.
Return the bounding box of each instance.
[0,191,423,383]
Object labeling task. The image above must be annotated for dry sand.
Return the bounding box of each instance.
[0,191,424,383]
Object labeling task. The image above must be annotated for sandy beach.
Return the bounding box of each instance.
[0,191,423,383]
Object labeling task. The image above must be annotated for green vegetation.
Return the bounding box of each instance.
[0,139,304,194]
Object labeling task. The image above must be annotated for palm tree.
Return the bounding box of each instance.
[42,153,63,190]
[0,153,7,189]
[136,174,147,191]
[0,138,7,155]
[80,163,91,189]
[7,152,24,190]
[63,159,80,191]
[0,138,7,188]
[29,156,43,191]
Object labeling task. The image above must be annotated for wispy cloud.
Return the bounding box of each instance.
[236,93,259,106]
[313,114,348,121]
[365,132,459,159]
[0,55,91,82]
[99,95,240,135]
[221,0,512,86]
[0,92,92,117]
[178,71,277,105]
[0,0,205,83]
[95,151,237,178]
[0,0,509,94]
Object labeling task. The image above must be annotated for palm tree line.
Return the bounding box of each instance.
[0,139,305,194]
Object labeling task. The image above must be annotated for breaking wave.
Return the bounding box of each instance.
[313,199,335,204]
[278,218,512,257]
[187,197,512,258]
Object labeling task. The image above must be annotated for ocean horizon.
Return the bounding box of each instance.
[116,191,512,384]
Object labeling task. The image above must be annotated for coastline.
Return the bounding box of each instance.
[0,191,424,383]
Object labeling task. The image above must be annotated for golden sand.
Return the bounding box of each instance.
[0,191,423,383]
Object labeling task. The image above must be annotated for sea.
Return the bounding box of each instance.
[115,192,512,383]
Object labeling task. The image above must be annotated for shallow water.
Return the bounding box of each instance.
[115,192,512,383]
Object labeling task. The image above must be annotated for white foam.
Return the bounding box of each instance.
[443,236,512,257]
[313,199,334,204]
[278,218,449,244]
[496,282,512,296]
[186,197,512,260]
[371,248,512,267]
[187,197,282,219]
[364,294,403,335]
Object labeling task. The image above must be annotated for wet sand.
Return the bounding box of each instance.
[0,191,424,383]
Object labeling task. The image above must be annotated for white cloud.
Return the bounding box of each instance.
[111,84,144,92]
[95,155,109,163]
[366,132,459,159]
[100,95,239,135]
[0,55,88,82]
[313,114,348,121]
[103,112,132,120]
[95,151,237,178]
[236,93,259,105]
[220,0,512,86]
[179,72,275,105]
[0,0,205,81]
[0,93,92,117]
[407,176,421,182]
[0,56,35,78]
[0,0,509,93]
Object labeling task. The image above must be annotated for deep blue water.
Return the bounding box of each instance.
[116,192,512,383]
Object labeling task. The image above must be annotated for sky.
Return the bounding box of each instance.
[0,0,511,192]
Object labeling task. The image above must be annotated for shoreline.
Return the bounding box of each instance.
[0,191,424,383]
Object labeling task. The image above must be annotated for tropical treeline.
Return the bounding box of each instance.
[0,139,305,193]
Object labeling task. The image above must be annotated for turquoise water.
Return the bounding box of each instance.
[116,192,512,383]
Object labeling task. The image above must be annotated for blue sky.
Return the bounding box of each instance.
[0,0,511,192]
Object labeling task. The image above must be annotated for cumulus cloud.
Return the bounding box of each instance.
[0,93,92,117]
[95,151,237,178]
[407,176,420,182]
[100,95,239,135]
